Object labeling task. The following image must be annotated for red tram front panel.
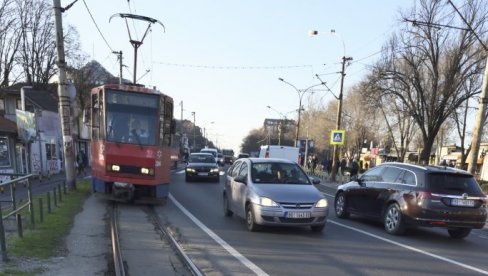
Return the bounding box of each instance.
[90,84,174,204]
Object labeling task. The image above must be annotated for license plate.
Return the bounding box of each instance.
[286,211,311,219]
[198,172,208,176]
[451,198,475,207]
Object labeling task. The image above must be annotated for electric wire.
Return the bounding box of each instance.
[82,0,113,52]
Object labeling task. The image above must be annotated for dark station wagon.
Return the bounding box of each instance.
[334,162,487,239]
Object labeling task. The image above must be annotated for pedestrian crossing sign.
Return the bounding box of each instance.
[330,130,345,145]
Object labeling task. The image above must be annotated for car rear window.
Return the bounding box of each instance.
[427,173,484,196]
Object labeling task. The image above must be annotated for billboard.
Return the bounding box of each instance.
[16,109,37,143]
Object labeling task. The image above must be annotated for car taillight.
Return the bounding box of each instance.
[265,151,269,158]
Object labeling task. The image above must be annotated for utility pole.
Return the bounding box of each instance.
[467,63,488,174]
[330,56,353,182]
[113,51,123,84]
[53,0,76,189]
[192,111,196,151]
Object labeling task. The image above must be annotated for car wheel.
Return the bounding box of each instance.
[185,174,191,182]
[448,228,471,239]
[310,224,325,232]
[334,192,350,219]
[214,176,220,183]
[246,205,260,232]
[223,194,233,217]
[384,203,405,235]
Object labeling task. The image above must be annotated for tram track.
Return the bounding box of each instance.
[110,202,201,276]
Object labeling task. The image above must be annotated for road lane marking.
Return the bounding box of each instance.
[328,220,488,275]
[175,170,185,174]
[320,193,488,275]
[169,194,269,276]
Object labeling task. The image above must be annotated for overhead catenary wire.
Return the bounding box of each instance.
[82,0,114,52]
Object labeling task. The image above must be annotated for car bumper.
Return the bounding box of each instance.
[186,171,219,179]
[403,205,487,229]
[252,204,328,227]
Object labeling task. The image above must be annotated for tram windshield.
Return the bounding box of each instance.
[105,90,159,146]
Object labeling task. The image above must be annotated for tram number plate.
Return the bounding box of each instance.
[286,211,311,219]
[451,199,475,207]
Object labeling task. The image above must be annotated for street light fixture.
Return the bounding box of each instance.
[309,29,353,181]
[278,78,325,148]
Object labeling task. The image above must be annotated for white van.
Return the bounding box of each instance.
[259,145,299,163]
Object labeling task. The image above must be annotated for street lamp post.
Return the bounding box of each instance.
[267,105,292,146]
[278,78,324,148]
[309,29,352,181]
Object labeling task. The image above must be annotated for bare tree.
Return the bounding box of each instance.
[16,0,57,85]
[370,0,488,163]
[0,0,22,87]
[342,83,380,161]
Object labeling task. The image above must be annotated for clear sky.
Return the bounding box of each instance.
[64,0,415,153]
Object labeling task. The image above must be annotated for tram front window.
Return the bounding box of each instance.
[105,90,159,146]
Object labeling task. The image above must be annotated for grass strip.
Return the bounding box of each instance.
[6,180,91,258]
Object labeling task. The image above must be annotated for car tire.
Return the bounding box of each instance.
[334,192,350,219]
[448,228,471,239]
[311,224,325,232]
[384,203,406,235]
[214,176,220,183]
[223,194,233,217]
[185,174,192,182]
[246,205,260,232]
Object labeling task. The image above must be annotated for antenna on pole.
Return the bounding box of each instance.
[109,13,165,84]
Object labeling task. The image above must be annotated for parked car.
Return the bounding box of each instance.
[185,153,220,182]
[334,162,487,239]
[223,158,328,232]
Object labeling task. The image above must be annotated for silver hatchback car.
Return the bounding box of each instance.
[223,158,328,232]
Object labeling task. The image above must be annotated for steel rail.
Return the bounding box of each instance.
[145,206,203,276]
[111,203,126,276]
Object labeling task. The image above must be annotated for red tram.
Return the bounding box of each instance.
[90,84,174,204]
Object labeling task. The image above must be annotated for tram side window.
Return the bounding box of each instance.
[163,100,173,146]
[91,93,100,140]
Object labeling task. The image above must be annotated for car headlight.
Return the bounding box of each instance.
[315,199,328,208]
[141,167,154,175]
[259,197,279,207]
[186,168,195,173]
[210,168,219,173]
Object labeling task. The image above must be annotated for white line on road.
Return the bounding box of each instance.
[320,193,488,275]
[169,194,269,276]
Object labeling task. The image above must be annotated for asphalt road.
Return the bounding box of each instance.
[157,165,488,276]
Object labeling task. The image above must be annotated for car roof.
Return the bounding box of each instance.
[247,157,296,164]
[190,153,213,156]
[379,162,473,176]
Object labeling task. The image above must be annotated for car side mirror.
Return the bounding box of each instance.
[350,175,359,182]
[311,177,320,185]
[234,175,247,184]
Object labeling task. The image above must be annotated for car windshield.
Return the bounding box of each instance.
[427,173,484,196]
[251,162,310,184]
[189,154,215,163]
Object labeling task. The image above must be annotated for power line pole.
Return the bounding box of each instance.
[192,111,196,151]
[331,56,352,182]
[113,51,123,84]
[53,0,76,189]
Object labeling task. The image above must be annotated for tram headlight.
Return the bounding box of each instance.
[108,164,120,172]
[140,167,154,175]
